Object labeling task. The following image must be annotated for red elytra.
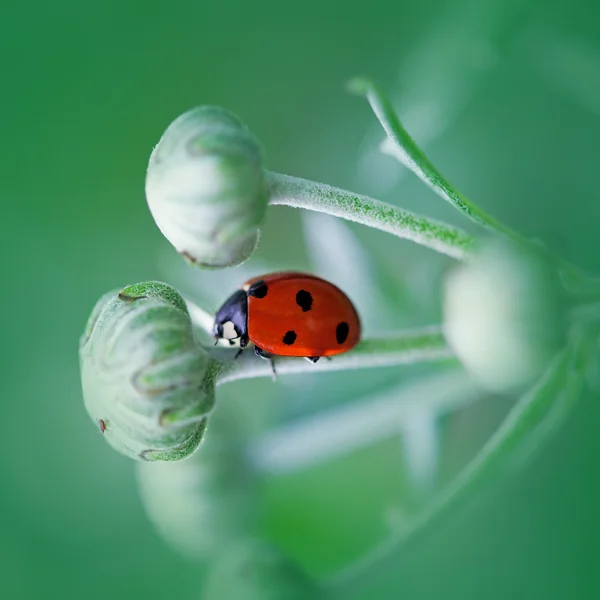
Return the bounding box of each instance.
[213,271,361,360]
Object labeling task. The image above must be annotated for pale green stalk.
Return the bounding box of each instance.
[204,327,454,385]
[266,171,475,261]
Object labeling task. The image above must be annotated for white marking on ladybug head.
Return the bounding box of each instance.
[222,320,238,341]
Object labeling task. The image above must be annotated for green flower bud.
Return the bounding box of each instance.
[137,425,257,560]
[145,106,269,268]
[202,541,318,600]
[443,240,566,393]
[80,281,213,461]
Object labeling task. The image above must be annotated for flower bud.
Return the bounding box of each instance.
[80,281,212,461]
[145,106,269,268]
[137,419,257,560]
[202,541,318,600]
[443,240,566,393]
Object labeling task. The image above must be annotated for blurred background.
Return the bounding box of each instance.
[2,0,600,598]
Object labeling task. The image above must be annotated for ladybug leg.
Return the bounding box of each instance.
[234,348,244,359]
[254,345,270,359]
[254,346,277,381]
[304,356,332,363]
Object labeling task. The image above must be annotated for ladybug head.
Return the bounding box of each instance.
[213,289,249,348]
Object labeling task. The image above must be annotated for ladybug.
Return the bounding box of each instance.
[213,271,361,364]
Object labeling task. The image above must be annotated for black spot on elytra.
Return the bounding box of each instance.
[296,289,313,312]
[282,330,297,345]
[336,322,349,344]
[248,280,268,299]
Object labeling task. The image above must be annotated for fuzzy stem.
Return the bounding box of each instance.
[266,171,475,261]
[324,336,585,599]
[205,327,454,385]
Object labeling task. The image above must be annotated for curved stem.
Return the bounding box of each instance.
[324,335,585,599]
[205,327,454,385]
[349,78,525,243]
[266,171,475,261]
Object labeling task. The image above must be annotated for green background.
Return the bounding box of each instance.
[2,0,600,598]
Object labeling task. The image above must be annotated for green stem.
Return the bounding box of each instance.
[206,327,454,385]
[266,171,475,261]
[349,78,525,243]
[325,334,585,599]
